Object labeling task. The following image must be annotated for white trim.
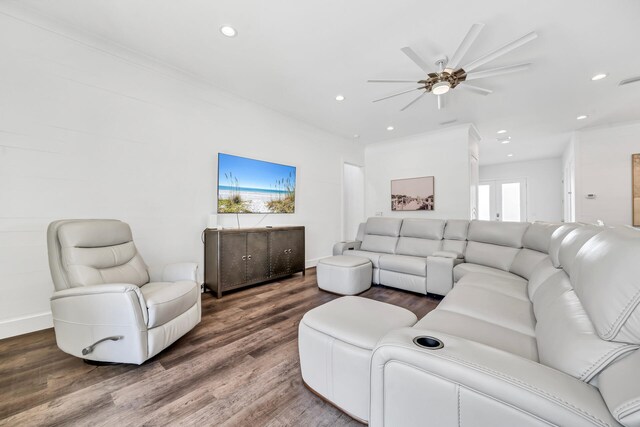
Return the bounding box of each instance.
[0,311,53,340]
[305,257,324,269]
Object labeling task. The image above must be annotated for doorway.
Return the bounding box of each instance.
[343,163,365,240]
[478,178,527,222]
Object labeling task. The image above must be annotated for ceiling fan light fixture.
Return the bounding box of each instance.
[386,126,395,131]
[335,94,345,101]
[497,129,507,134]
[577,115,588,120]
[591,73,608,81]
[432,81,451,95]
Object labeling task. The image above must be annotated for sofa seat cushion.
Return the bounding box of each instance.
[301,296,418,350]
[413,309,538,361]
[437,284,536,336]
[454,263,526,283]
[456,272,529,302]
[348,250,383,268]
[141,280,199,328]
[379,254,427,277]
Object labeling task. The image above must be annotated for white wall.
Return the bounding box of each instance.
[480,157,563,222]
[574,121,640,225]
[364,125,475,220]
[0,6,363,338]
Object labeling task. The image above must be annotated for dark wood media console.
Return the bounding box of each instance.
[203,226,305,298]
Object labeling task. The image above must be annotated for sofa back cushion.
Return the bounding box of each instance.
[548,224,581,267]
[523,222,562,253]
[532,271,636,382]
[558,226,603,276]
[467,220,530,248]
[395,219,444,257]
[464,241,520,272]
[443,220,469,241]
[360,217,403,254]
[572,227,640,344]
[509,249,548,280]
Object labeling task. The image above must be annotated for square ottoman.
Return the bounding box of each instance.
[316,255,372,295]
[298,296,417,422]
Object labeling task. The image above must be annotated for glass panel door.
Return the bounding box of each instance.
[479,179,527,221]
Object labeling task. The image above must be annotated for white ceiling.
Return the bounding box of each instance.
[15,0,640,165]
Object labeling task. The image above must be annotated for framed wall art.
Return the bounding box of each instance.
[391,176,435,211]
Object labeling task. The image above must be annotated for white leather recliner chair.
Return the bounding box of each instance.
[46,219,201,364]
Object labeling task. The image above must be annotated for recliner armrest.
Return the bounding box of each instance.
[148,262,199,283]
[50,283,148,327]
[370,327,618,427]
[432,250,464,259]
[332,240,362,256]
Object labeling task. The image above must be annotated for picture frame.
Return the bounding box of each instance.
[633,154,640,226]
[391,176,435,211]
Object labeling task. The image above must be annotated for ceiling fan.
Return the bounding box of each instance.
[369,24,537,111]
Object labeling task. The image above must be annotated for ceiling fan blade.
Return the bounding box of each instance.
[437,95,445,110]
[447,23,485,70]
[465,63,531,81]
[368,79,419,83]
[372,87,424,103]
[400,46,433,74]
[462,31,537,72]
[457,83,493,95]
[400,91,427,111]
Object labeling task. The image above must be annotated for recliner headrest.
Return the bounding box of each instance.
[365,217,402,237]
[548,224,581,267]
[558,226,603,276]
[572,227,640,343]
[522,222,562,254]
[58,220,133,248]
[467,220,530,248]
[443,220,469,241]
[399,218,445,240]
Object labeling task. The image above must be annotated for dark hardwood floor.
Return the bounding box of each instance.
[0,268,440,426]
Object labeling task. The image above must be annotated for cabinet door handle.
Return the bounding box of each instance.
[283,249,287,254]
[247,255,252,260]
[242,255,247,260]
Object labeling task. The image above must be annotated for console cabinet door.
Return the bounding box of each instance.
[219,233,246,288]
[246,231,270,282]
[288,229,305,273]
[269,230,290,276]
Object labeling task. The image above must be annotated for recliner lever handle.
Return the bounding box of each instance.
[82,336,124,355]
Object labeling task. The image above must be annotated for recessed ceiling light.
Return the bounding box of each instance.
[335,94,345,101]
[591,73,608,81]
[507,153,514,157]
[220,26,237,37]
[497,129,507,134]
[501,140,510,144]
[353,134,360,138]
[386,126,394,131]
[577,115,588,120]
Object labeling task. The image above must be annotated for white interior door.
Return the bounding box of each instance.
[479,179,527,222]
[343,163,365,240]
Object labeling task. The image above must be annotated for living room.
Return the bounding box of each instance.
[2,1,640,426]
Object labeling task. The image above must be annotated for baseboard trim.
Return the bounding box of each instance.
[305,258,323,269]
[0,312,53,340]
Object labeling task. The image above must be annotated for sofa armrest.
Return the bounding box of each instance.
[370,328,618,427]
[148,262,199,283]
[50,284,150,362]
[50,283,148,327]
[332,240,362,256]
[432,250,464,259]
[426,256,463,296]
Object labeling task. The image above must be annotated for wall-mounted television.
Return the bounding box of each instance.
[217,153,296,214]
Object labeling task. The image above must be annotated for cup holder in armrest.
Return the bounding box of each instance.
[413,336,444,350]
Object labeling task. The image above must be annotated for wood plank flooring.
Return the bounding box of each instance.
[0,268,440,426]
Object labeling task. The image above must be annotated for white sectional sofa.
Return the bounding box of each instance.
[304,219,640,426]
[333,217,563,296]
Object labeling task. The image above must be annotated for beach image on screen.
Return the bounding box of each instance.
[217,153,296,214]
